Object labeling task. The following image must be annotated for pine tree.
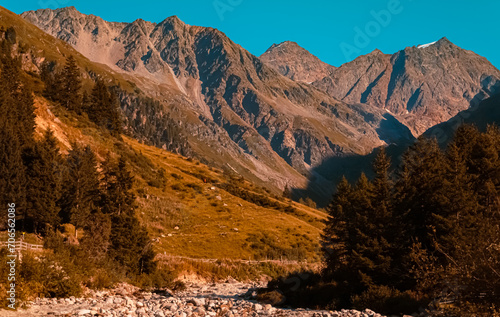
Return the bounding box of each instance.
[0,38,34,229]
[60,143,101,238]
[81,90,90,116]
[41,61,63,104]
[107,89,122,135]
[282,185,292,199]
[468,127,500,215]
[345,174,377,291]
[79,211,111,262]
[450,124,480,159]
[365,149,396,285]
[440,140,478,252]
[408,126,500,310]
[22,129,62,234]
[320,126,500,312]
[101,156,135,216]
[0,123,26,229]
[0,38,20,92]
[15,89,36,148]
[394,137,448,253]
[0,38,35,148]
[323,171,396,306]
[86,79,122,133]
[60,55,81,112]
[108,212,156,274]
[101,155,156,274]
[0,67,25,212]
[322,176,352,277]
[371,148,394,240]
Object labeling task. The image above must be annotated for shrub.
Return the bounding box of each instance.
[170,173,183,180]
[257,290,285,306]
[262,272,336,309]
[19,253,83,299]
[171,183,186,192]
[148,168,167,188]
[85,268,116,290]
[185,183,203,192]
[351,285,423,316]
[299,197,317,209]
[135,267,176,290]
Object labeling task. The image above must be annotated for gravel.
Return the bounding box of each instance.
[0,282,394,317]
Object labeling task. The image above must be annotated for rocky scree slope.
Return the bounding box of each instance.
[22,7,414,192]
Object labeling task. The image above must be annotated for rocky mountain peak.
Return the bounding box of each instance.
[413,37,456,51]
[160,15,185,28]
[264,41,300,53]
[369,48,385,56]
[53,6,78,15]
[260,41,336,83]
[22,7,126,66]
[313,38,500,135]
[435,36,453,46]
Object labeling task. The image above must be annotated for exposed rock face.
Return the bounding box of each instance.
[22,7,413,192]
[424,91,500,144]
[21,6,126,67]
[260,41,336,83]
[312,38,500,135]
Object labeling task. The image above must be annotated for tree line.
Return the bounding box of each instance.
[263,125,500,316]
[0,36,155,276]
[41,55,122,134]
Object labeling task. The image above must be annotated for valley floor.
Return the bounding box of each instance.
[1,282,387,317]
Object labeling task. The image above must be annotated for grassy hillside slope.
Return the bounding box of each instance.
[34,91,326,262]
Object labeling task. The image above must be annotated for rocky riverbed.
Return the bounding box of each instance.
[1,282,390,317]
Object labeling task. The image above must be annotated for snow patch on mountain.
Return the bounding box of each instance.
[418,41,437,49]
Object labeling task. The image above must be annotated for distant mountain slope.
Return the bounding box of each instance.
[22,6,413,193]
[259,38,500,136]
[304,88,500,208]
[260,41,336,83]
[424,89,500,144]
[312,38,500,135]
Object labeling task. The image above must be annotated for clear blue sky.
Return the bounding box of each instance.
[4,0,500,68]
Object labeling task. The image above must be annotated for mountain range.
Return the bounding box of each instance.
[0,4,329,263]
[19,6,500,202]
[263,38,500,136]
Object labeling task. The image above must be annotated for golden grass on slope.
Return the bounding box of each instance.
[158,254,323,283]
[123,137,326,262]
[33,93,326,262]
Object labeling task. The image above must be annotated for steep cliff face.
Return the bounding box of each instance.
[22,7,413,192]
[260,41,336,83]
[312,38,500,135]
